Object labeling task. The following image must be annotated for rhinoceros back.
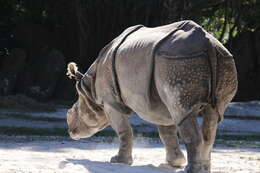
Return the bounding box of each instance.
[95,24,143,106]
[95,20,237,124]
[115,21,190,114]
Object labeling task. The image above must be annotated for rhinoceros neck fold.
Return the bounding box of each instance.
[94,25,144,106]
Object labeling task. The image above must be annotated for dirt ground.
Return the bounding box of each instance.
[0,136,259,173]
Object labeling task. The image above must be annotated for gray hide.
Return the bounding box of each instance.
[92,20,235,125]
[71,20,237,173]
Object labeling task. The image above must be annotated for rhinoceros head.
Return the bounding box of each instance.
[66,62,109,140]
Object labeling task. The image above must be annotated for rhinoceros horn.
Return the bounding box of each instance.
[67,62,83,81]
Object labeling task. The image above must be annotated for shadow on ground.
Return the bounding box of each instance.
[60,159,184,173]
[0,136,164,152]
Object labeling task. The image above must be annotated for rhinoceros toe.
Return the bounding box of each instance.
[184,162,210,173]
[166,148,186,167]
[110,155,133,165]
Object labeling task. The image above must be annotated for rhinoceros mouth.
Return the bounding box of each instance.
[98,121,109,131]
[69,133,80,140]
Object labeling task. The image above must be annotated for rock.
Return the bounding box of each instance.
[18,49,66,100]
[0,48,26,95]
[228,31,260,101]
[13,23,74,100]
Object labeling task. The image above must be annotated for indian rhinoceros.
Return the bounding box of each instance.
[66,20,237,173]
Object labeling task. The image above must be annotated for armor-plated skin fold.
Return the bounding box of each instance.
[66,20,238,173]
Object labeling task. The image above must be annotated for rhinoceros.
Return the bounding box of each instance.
[66,20,237,173]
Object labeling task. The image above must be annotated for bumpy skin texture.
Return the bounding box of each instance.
[155,55,211,123]
[66,20,238,173]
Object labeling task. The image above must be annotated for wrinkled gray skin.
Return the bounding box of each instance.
[66,20,238,173]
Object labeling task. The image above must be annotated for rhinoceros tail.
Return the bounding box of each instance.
[207,37,223,122]
[67,62,83,81]
[207,38,217,107]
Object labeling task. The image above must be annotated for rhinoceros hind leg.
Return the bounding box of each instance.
[157,125,186,167]
[178,111,214,173]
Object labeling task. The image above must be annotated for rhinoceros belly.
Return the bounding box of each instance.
[135,103,174,126]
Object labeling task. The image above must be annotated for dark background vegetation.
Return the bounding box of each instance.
[0,0,259,102]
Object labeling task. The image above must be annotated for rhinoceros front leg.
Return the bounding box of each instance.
[157,125,186,167]
[104,104,133,165]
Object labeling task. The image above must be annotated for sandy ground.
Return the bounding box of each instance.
[0,136,259,173]
[0,101,260,173]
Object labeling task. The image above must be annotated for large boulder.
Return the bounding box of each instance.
[0,48,26,95]
[17,49,66,100]
[12,23,78,101]
[228,31,260,101]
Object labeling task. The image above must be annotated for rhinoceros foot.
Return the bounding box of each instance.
[110,155,133,165]
[185,162,210,173]
[166,148,186,167]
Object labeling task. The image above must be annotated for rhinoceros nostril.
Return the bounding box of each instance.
[68,109,73,114]
[71,128,78,134]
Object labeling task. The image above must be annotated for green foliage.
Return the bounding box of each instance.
[198,0,260,42]
[0,0,259,44]
[160,0,260,43]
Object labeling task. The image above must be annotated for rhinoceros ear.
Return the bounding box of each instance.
[66,62,83,81]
